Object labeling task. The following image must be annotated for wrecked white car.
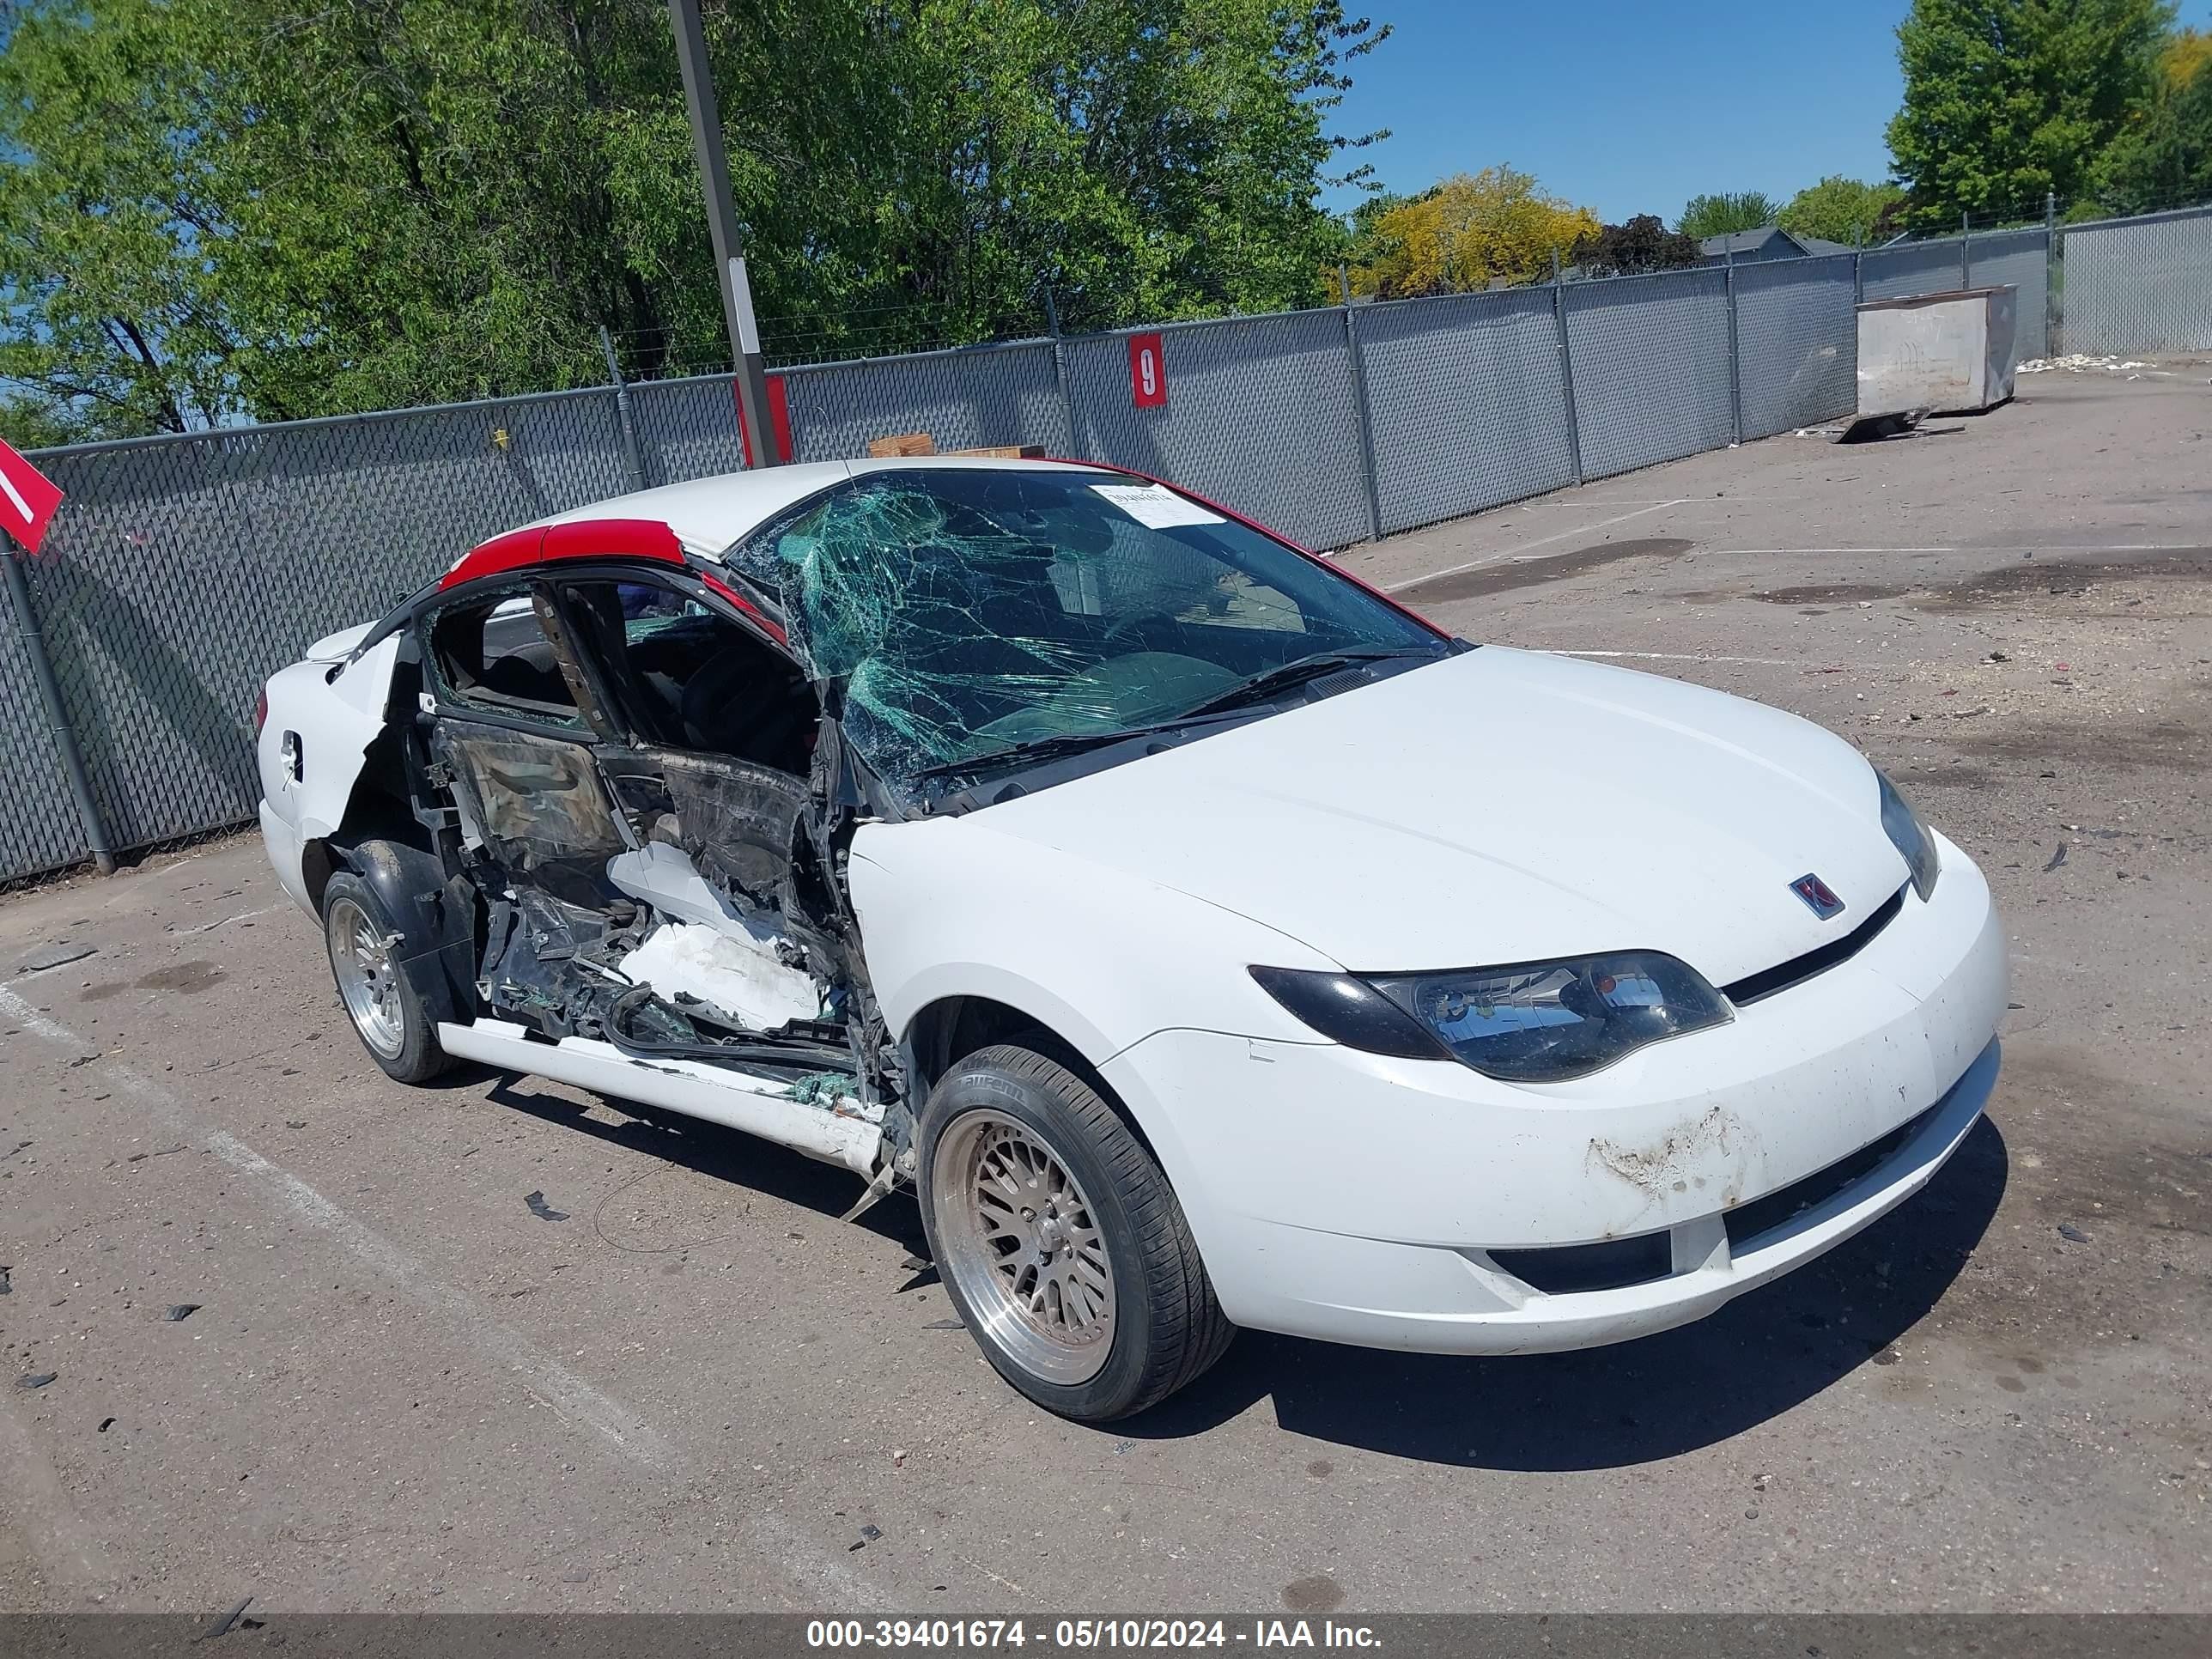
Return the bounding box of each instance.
[258,459,2007,1421]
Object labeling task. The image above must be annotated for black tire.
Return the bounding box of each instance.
[915,1043,1234,1422]
[321,870,453,1085]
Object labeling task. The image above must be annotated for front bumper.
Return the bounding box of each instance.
[1101,832,2007,1354]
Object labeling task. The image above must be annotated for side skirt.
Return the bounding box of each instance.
[435,1018,883,1178]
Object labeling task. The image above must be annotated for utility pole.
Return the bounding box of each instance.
[667,0,781,466]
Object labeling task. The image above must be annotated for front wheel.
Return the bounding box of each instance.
[916,1044,1233,1422]
[323,871,453,1085]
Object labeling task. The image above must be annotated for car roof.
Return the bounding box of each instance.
[521,455,1103,559]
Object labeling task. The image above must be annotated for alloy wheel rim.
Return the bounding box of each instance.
[328,896,404,1060]
[933,1109,1115,1385]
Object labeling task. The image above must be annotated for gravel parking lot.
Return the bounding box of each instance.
[3,368,2208,1614]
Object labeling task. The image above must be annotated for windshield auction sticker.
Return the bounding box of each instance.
[1091,482,1226,529]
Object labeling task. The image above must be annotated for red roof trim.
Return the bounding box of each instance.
[1037,458,1449,641]
[441,526,544,589]
[440,517,686,590]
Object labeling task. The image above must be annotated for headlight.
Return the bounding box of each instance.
[1877,770,1940,901]
[1251,951,1732,1083]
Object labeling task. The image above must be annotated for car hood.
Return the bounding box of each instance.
[962,646,1912,986]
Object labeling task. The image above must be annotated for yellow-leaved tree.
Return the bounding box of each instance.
[1341,167,1601,299]
[2161,27,2212,90]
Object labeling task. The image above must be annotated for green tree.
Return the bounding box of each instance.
[0,0,1389,446]
[1676,191,1780,239]
[1778,176,1911,246]
[1887,0,2172,228]
[2096,30,2212,211]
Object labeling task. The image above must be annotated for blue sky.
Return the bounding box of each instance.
[1322,0,2212,223]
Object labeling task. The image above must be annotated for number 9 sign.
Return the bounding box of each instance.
[1127,332,1167,409]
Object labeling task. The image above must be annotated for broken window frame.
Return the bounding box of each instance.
[421,581,599,735]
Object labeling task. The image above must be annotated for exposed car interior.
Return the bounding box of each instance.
[410,566,876,1137]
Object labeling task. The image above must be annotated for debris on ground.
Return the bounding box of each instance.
[923,1317,964,1331]
[899,1253,931,1273]
[1839,410,1923,444]
[2045,844,2069,872]
[18,1371,58,1390]
[99,1417,116,1432]
[0,1265,10,1296]
[15,942,96,975]
[198,1596,255,1640]
[2058,1223,2090,1243]
[163,1304,202,1322]
[524,1191,568,1222]
[2018,355,2156,375]
[849,1523,884,1551]
[892,1448,908,1468]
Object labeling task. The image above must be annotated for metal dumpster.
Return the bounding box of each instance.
[1856,286,2020,416]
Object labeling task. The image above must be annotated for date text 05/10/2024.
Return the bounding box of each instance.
[804,1620,1382,1650]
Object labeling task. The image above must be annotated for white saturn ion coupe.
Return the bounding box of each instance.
[258,458,2006,1421]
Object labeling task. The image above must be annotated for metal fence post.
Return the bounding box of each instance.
[2045,191,2061,356]
[1551,248,1585,488]
[1723,243,1743,447]
[1042,290,1079,458]
[1854,247,1865,306]
[1339,264,1384,542]
[2,548,115,875]
[1961,211,1972,289]
[599,325,649,494]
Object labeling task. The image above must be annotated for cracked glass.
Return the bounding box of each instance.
[726,468,1439,795]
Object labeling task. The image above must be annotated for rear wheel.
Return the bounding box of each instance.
[323,872,452,1085]
[917,1044,1233,1422]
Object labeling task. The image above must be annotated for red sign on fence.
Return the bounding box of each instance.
[0,436,64,556]
[1128,333,1167,409]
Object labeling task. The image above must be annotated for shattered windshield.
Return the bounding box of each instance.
[726,469,1443,798]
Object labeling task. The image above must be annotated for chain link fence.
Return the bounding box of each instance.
[6,198,2197,884]
[782,339,1073,464]
[1565,267,1735,478]
[1066,310,1373,552]
[1353,288,1576,535]
[1964,228,2051,359]
[1734,253,1860,441]
[0,582,89,878]
[2060,205,2212,356]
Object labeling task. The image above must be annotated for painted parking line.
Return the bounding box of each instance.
[0,980,888,1603]
[0,982,676,1472]
[1380,500,1691,592]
